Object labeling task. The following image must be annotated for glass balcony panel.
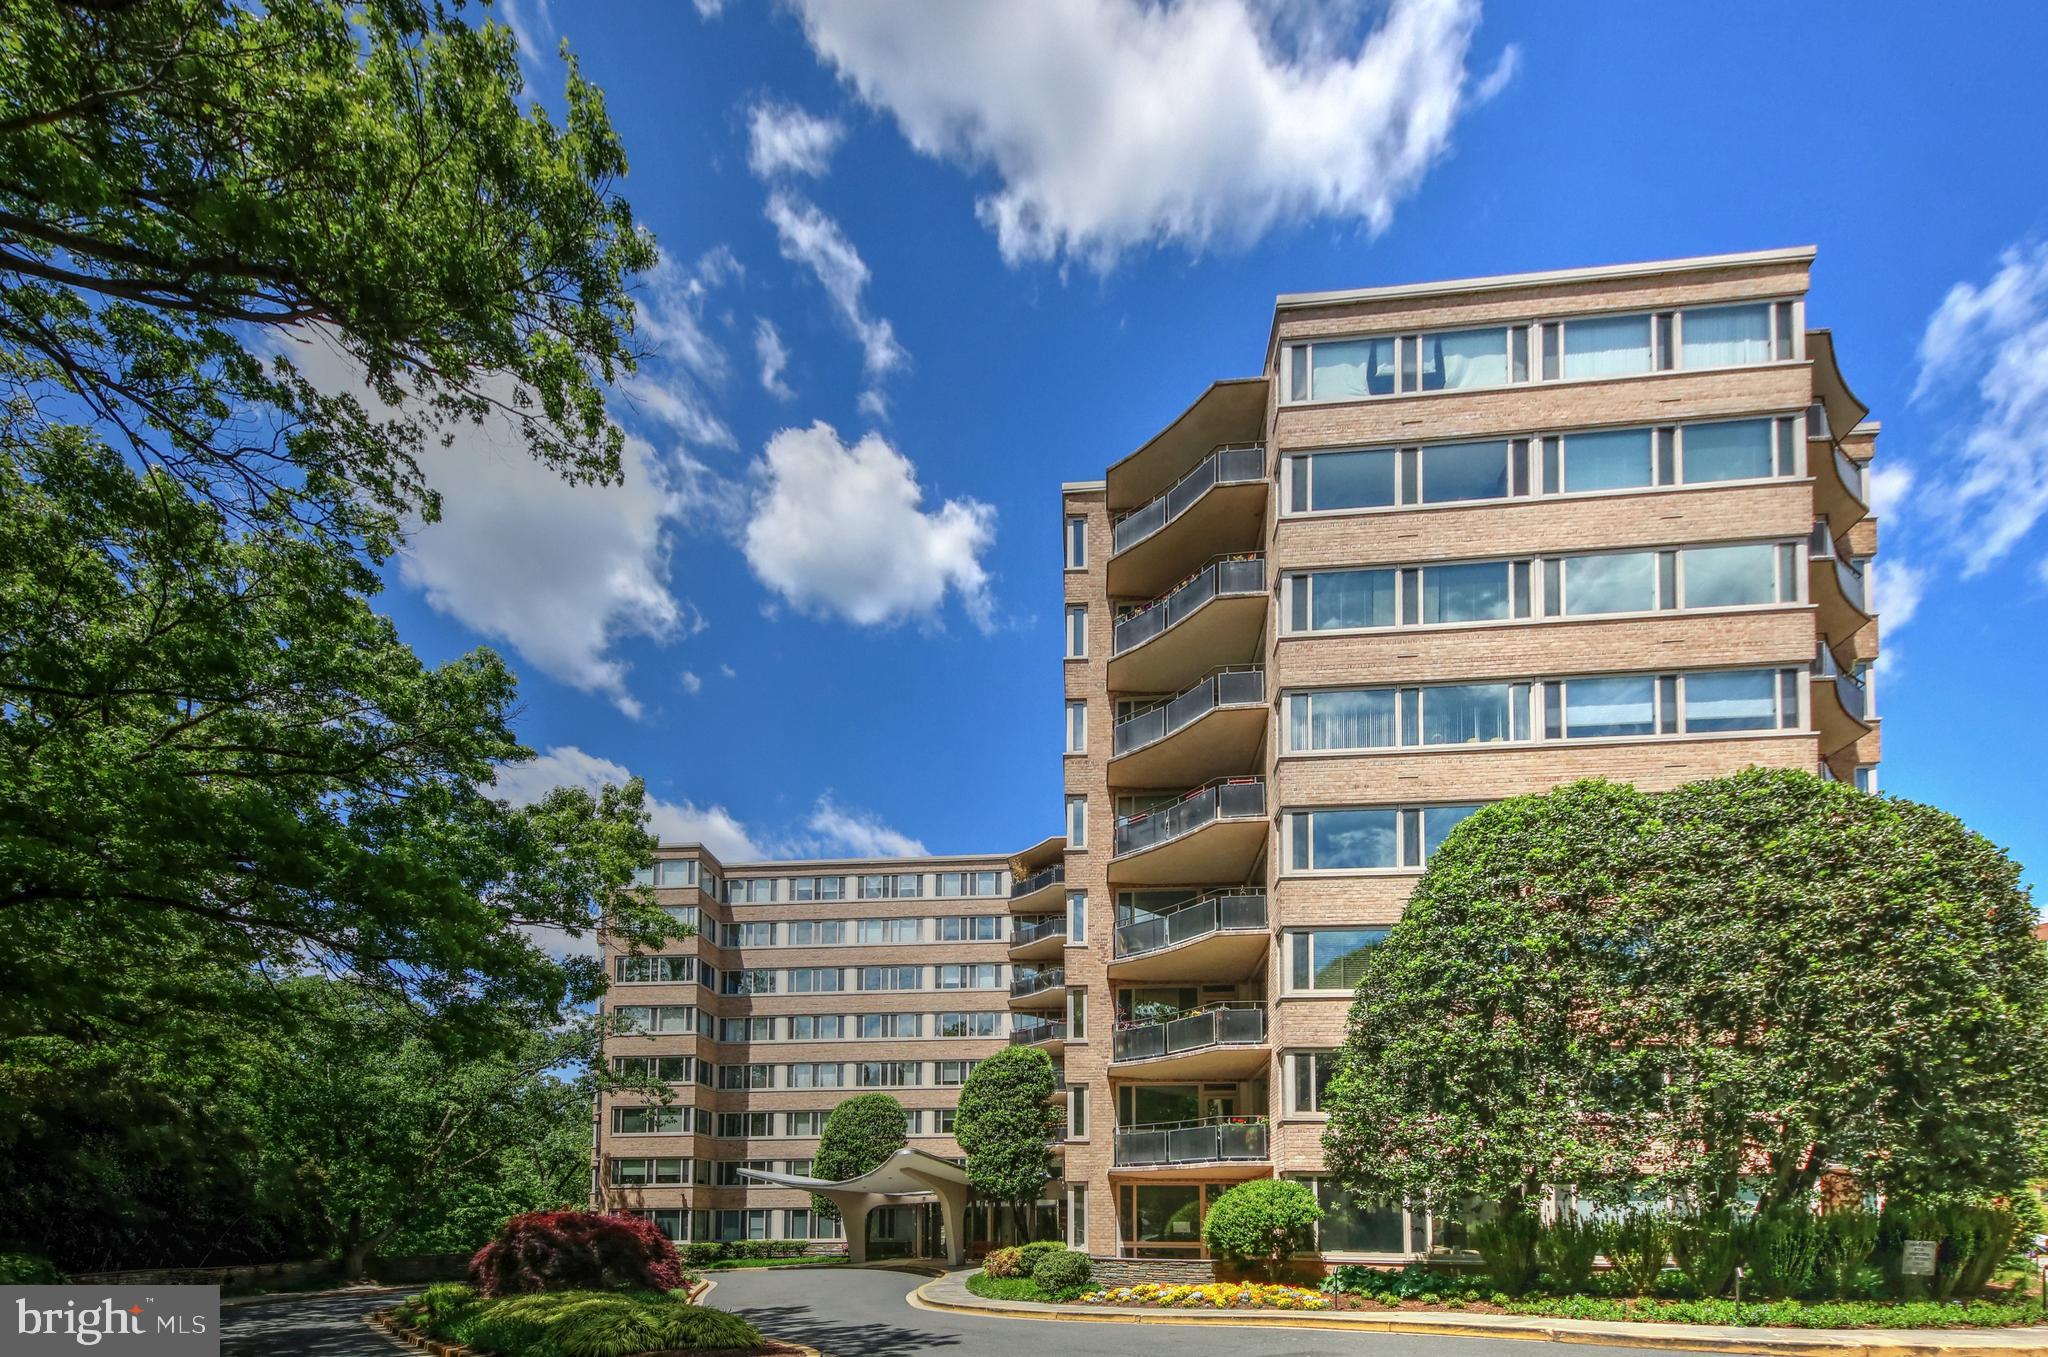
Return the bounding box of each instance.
[1009,966,1065,999]
[1113,1003,1266,1063]
[1113,667,1265,758]
[1834,556,1867,613]
[1010,864,1065,899]
[1012,916,1067,947]
[1114,892,1268,960]
[1114,556,1266,655]
[1010,1020,1066,1046]
[1112,1117,1269,1167]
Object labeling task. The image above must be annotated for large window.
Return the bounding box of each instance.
[613,1106,688,1135]
[1286,805,1482,873]
[857,1012,922,1039]
[1290,1051,1338,1114]
[1286,561,1530,633]
[858,965,922,992]
[1298,1177,1410,1254]
[1065,515,1087,570]
[787,920,845,946]
[857,1061,921,1088]
[938,963,1002,990]
[786,1063,843,1088]
[856,918,919,944]
[1561,313,1652,379]
[936,915,1002,942]
[788,968,843,993]
[1066,795,1088,850]
[790,876,844,902]
[1542,668,1800,739]
[1681,302,1776,368]
[1545,543,1798,617]
[789,1015,843,1040]
[1065,700,1087,754]
[615,955,694,983]
[1288,929,1389,992]
[938,1011,1002,1038]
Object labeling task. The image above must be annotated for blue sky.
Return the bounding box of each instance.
[379,1,2048,900]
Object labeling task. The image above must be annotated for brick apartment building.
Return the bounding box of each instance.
[594,246,1883,1264]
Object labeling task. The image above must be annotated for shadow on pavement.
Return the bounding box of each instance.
[721,1301,963,1357]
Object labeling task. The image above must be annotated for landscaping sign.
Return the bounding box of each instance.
[1900,1240,1939,1276]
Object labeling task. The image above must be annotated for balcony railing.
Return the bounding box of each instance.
[1113,1115,1269,1168]
[1011,1020,1067,1046]
[1012,915,1067,948]
[1112,444,1265,556]
[1833,445,1868,508]
[1834,555,1868,614]
[1113,778,1266,859]
[1113,1002,1266,1063]
[1010,863,1064,900]
[1813,644,1867,723]
[1010,966,1066,999]
[1114,890,1267,961]
[1112,666,1264,759]
[1112,555,1265,656]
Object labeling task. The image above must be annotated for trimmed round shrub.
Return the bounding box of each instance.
[982,1246,1024,1278]
[1201,1179,1323,1277]
[1016,1240,1066,1277]
[1031,1248,1092,1297]
[468,1210,684,1297]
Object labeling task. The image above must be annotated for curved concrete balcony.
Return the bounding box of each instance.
[1109,555,1267,695]
[1008,914,1067,963]
[1009,1019,1066,1057]
[1110,777,1266,886]
[1109,666,1266,788]
[1109,890,1268,983]
[1812,438,1870,533]
[1108,444,1267,598]
[1809,533,1873,646]
[1106,377,1267,513]
[1811,644,1872,758]
[1008,862,1064,914]
[1008,965,1066,1011]
[1110,1002,1267,1079]
[1111,1116,1269,1175]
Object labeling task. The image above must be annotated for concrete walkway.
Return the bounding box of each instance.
[915,1269,2048,1357]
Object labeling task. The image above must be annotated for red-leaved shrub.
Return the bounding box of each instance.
[468,1210,683,1297]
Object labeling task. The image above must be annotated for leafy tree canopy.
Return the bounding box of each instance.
[809,1094,906,1220]
[1322,770,2048,1217]
[0,0,655,543]
[953,1045,1062,1224]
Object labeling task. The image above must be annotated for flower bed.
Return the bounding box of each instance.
[1081,1281,1332,1311]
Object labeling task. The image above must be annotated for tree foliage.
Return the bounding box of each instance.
[468,1211,682,1297]
[1322,771,2048,1217]
[809,1094,906,1220]
[953,1045,1062,1232]
[0,0,654,540]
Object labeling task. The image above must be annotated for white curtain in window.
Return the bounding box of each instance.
[1681,304,1772,368]
[1562,315,1653,379]
[1433,329,1509,389]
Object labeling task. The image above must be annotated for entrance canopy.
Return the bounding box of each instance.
[737,1148,972,1265]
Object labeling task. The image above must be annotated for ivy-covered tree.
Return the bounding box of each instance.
[809,1094,907,1221]
[1322,771,2048,1217]
[954,1045,1062,1242]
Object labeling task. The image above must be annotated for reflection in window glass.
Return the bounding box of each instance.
[1134,1184,1204,1241]
[1565,677,1657,738]
[1682,304,1773,368]
[1564,429,1654,492]
[1563,314,1653,379]
[1290,688,1399,751]
[1683,420,1774,483]
[1311,1178,1408,1253]
[1421,441,1510,503]
[1684,670,1778,732]
[1308,449,1396,510]
[1305,810,1399,870]
[1311,337,1396,400]
[1422,562,1510,623]
[1311,569,1397,630]
[1682,544,1776,607]
[1291,928,1390,989]
[1421,685,1514,746]
[1421,805,1483,860]
[1420,328,1509,391]
[1563,552,1656,615]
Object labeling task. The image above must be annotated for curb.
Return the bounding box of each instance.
[224,1283,422,1310]
[909,1279,2048,1357]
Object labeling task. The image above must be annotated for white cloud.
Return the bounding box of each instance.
[680,670,703,695]
[747,100,846,179]
[805,795,927,858]
[720,663,738,679]
[1866,463,1915,524]
[692,0,725,16]
[789,0,1512,267]
[278,331,692,719]
[742,421,995,630]
[1866,559,1926,633]
[857,388,888,421]
[635,246,740,387]
[765,190,906,379]
[495,746,763,861]
[755,317,795,400]
[1913,239,2048,575]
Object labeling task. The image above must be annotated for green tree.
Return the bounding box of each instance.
[809,1094,906,1221]
[238,980,594,1278]
[0,0,654,538]
[1200,1179,1322,1280]
[953,1045,1062,1242]
[1323,771,2048,1217]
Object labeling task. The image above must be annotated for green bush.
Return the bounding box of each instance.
[1741,1207,1823,1300]
[1535,1216,1603,1293]
[1320,1263,1466,1300]
[1471,1210,1542,1296]
[967,1272,1058,1303]
[982,1246,1025,1279]
[1501,1294,2040,1329]
[0,1253,64,1284]
[1669,1211,1739,1298]
[1016,1240,1067,1277]
[1199,1179,1322,1278]
[1812,1211,1879,1299]
[400,1288,759,1357]
[1872,1204,2014,1301]
[1030,1248,1092,1298]
[1605,1212,1670,1295]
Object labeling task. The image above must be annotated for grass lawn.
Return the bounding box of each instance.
[966,1271,1090,1304]
[389,1282,765,1356]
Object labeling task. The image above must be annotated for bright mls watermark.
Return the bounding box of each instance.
[6,1287,218,1356]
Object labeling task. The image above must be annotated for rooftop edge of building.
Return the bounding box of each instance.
[1274,245,1819,312]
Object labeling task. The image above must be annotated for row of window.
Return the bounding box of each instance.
[712,1058,981,1091]
[1283,540,1804,634]
[1281,416,1801,514]
[711,915,1006,948]
[631,863,1007,902]
[1283,666,1805,753]
[633,1207,845,1245]
[613,1008,1012,1041]
[615,961,1008,996]
[1280,299,1799,405]
[614,1097,966,1137]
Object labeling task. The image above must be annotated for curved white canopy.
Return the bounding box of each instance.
[737,1148,973,1265]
